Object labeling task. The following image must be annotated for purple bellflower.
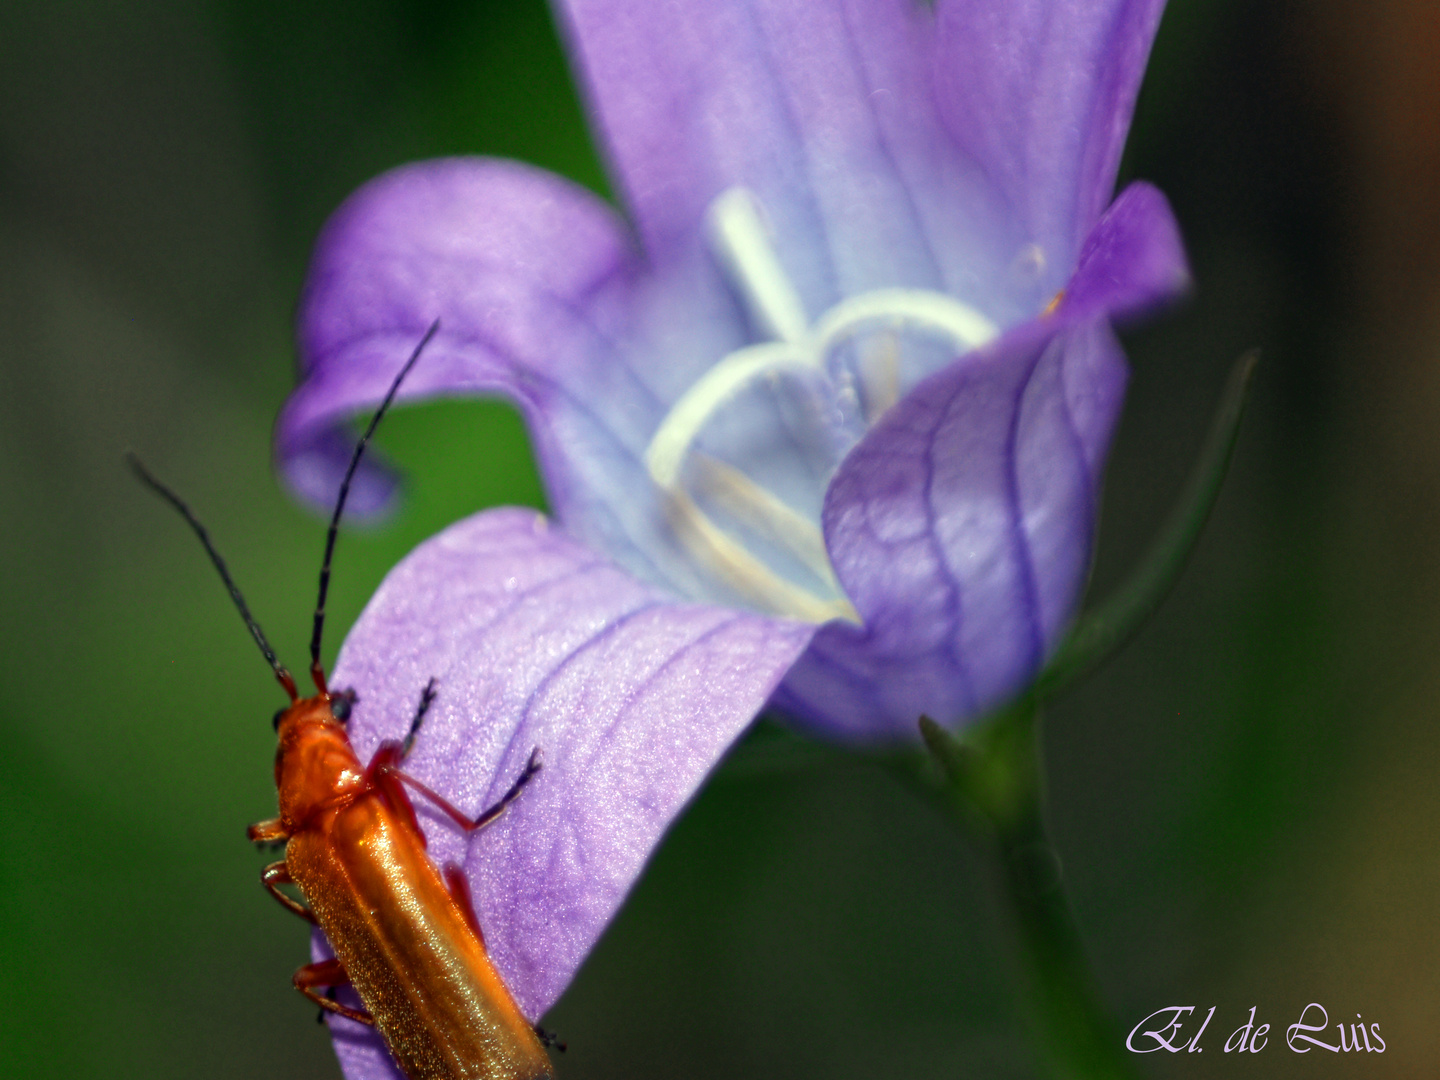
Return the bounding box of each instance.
[279,0,1188,1067]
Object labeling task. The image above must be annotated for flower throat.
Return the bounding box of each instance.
[643,187,1000,624]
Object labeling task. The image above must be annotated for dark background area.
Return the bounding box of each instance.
[1,0,1436,1076]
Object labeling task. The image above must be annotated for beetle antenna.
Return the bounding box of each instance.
[309,319,440,695]
[128,452,299,702]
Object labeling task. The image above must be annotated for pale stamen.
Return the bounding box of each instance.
[691,453,838,588]
[858,333,901,422]
[663,488,858,624]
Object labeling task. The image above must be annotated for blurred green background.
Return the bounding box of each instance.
[1,0,1436,1076]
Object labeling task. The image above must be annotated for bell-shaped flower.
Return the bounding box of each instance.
[279,0,1188,1069]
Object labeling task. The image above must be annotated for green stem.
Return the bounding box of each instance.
[896,354,1260,1073]
[919,707,1140,1080]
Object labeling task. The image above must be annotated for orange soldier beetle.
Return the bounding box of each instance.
[132,322,558,1080]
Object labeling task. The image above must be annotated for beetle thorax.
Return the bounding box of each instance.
[274,697,367,829]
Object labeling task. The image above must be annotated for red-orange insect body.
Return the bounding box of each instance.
[248,689,553,1080]
[134,324,555,1080]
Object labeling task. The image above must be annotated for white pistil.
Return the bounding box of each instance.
[645,342,805,489]
[646,186,1004,625]
[811,286,999,354]
[705,188,810,343]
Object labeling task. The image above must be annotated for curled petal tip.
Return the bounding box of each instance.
[1062,182,1192,324]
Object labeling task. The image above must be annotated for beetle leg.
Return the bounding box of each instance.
[442,862,486,949]
[401,677,438,758]
[467,746,544,830]
[260,861,317,925]
[381,747,544,835]
[247,817,288,845]
[534,1026,567,1052]
[294,959,374,1026]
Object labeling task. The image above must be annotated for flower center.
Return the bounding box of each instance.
[644,187,1000,624]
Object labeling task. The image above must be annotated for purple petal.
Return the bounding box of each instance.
[1058,181,1191,322]
[316,507,813,1077]
[774,180,1187,740]
[555,0,1034,321]
[277,157,646,521]
[935,0,1171,275]
[776,318,1123,739]
[280,156,758,599]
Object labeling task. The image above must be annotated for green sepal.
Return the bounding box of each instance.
[1036,350,1259,698]
[918,698,1039,832]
